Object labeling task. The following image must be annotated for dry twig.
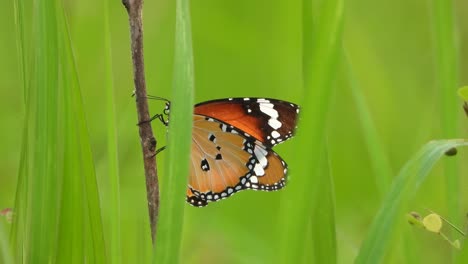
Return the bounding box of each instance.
[122,0,159,243]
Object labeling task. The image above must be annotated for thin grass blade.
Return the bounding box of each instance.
[10,1,31,259]
[13,0,28,102]
[280,0,343,262]
[312,144,337,263]
[153,0,195,262]
[58,6,107,262]
[0,222,13,264]
[344,55,393,197]
[103,0,121,262]
[27,0,60,262]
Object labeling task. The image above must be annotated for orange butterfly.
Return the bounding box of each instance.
[158,97,300,207]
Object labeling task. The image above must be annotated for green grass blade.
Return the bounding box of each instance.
[57,58,106,262]
[312,144,337,263]
[13,0,28,102]
[10,1,31,261]
[58,7,107,263]
[280,0,343,262]
[9,126,29,263]
[345,55,393,197]
[56,54,84,262]
[103,0,121,262]
[27,0,60,262]
[0,222,13,264]
[153,0,194,262]
[355,139,468,263]
[430,0,459,245]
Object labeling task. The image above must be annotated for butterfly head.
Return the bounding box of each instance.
[163,101,170,125]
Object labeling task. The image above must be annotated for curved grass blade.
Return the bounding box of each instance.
[355,139,468,263]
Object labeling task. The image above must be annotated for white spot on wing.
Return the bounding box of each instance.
[271,130,281,138]
[260,104,278,118]
[253,163,265,176]
[254,146,268,167]
[254,145,268,156]
[268,118,282,129]
[257,155,268,167]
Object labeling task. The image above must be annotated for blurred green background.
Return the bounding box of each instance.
[1,0,468,263]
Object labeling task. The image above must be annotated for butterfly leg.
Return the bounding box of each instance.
[151,146,166,157]
[137,113,168,126]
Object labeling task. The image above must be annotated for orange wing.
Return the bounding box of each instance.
[194,98,299,147]
[187,115,288,207]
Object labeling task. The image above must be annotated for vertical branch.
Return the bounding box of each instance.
[122,0,159,243]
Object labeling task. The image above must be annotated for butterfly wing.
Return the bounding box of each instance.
[188,115,288,207]
[194,98,300,147]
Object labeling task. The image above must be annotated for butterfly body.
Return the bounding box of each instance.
[163,97,300,207]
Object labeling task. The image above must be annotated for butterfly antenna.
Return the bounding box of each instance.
[130,92,169,102]
[147,94,170,102]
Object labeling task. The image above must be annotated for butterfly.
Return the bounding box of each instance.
[157,97,300,207]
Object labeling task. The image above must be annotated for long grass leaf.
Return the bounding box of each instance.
[10,1,31,260]
[56,46,85,262]
[153,0,194,262]
[27,0,60,262]
[0,222,13,264]
[103,0,121,262]
[355,139,468,263]
[10,79,31,263]
[13,0,28,102]
[50,3,107,263]
[60,6,108,262]
[312,144,337,263]
[344,55,393,197]
[280,0,343,262]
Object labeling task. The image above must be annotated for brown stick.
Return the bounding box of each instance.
[122,0,159,243]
